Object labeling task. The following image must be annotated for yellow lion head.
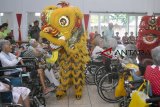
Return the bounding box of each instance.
[40,1,84,51]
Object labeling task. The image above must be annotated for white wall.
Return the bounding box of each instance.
[0,13,13,29]
[1,0,159,13]
[0,0,160,41]
[27,12,41,25]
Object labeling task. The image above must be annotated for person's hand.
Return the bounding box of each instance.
[3,83,11,91]
[22,67,26,72]
[16,51,21,57]
[19,59,26,71]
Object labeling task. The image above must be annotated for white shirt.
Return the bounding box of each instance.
[91,46,104,61]
[0,51,22,75]
[0,52,22,67]
[104,28,114,40]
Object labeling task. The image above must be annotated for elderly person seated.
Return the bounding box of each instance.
[144,46,160,96]
[27,39,59,92]
[131,46,160,96]
[91,39,104,62]
[28,39,44,57]
[0,40,30,106]
[0,81,30,107]
[122,32,129,45]
[0,40,25,76]
[120,44,137,65]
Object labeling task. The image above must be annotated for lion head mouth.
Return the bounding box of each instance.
[42,25,66,50]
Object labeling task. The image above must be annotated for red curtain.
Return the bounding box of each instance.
[16,14,22,42]
[84,14,90,31]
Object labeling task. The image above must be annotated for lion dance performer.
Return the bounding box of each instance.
[136,16,160,64]
[40,1,90,99]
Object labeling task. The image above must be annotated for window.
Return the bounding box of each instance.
[109,14,128,38]
[89,13,146,38]
[100,15,108,35]
[35,13,41,17]
[129,16,136,37]
[90,15,99,33]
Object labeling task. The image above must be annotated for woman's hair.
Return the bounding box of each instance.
[94,34,101,46]
[0,25,3,30]
[0,40,10,51]
[151,46,160,65]
[29,39,36,46]
[34,20,39,24]
[2,23,8,27]
[125,44,137,58]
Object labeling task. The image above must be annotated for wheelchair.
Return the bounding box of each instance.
[0,64,29,107]
[0,57,46,107]
[0,78,23,107]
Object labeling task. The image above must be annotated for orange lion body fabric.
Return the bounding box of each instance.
[40,1,90,99]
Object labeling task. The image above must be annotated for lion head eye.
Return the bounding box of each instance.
[59,16,69,27]
[143,34,158,44]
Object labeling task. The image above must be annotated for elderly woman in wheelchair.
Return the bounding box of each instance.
[0,40,26,77]
[0,40,31,106]
[0,80,30,107]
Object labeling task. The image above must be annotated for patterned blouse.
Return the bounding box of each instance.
[144,65,160,95]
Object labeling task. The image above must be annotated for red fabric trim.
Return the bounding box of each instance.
[84,14,89,31]
[16,14,22,42]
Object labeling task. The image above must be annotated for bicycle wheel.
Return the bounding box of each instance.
[97,72,123,103]
[95,66,107,86]
[85,65,99,85]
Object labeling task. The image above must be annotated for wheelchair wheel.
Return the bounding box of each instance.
[94,66,106,86]
[37,94,46,106]
[119,101,127,107]
[30,98,39,107]
[119,97,130,107]
[30,95,46,107]
[85,65,99,85]
[97,72,122,103]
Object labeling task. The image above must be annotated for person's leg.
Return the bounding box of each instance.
[17,96,23,105]
[14,87,30,107]
[12,91,23,105]
[37,68,55,94]
[23,96,30,107]
[44,68,59,86]
[37,68,46,90]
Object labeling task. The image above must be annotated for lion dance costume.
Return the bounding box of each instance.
[40,1,90,99]
[136,16,160,64]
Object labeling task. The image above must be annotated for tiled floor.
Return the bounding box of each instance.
[46,85,118,107]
